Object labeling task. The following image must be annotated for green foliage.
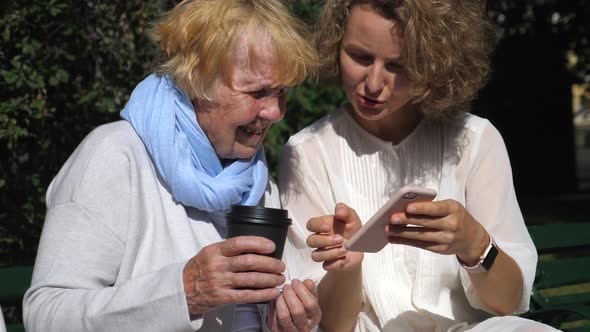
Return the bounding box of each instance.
[289,0,322,26]
[0,0,171,264]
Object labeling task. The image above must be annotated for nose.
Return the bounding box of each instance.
[258,95,285,123]
[365,63,385,94]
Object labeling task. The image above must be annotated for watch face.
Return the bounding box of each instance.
[481,243,499,271]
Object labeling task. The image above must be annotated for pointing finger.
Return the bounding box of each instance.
[306,215,334,234]
[334,203,362,226]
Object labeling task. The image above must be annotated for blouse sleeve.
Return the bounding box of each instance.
[277,139,334,285]
[460,122,537,314]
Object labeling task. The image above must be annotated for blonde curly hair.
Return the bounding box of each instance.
[316,0,496,117]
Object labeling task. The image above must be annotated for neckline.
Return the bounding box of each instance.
[341,108,425,151]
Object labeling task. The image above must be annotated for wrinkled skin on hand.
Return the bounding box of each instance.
[183,235,286,318]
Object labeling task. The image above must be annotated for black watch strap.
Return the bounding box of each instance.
[458,233,498,273]
[481,240,499,271]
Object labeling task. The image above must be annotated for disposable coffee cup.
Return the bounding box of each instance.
[226,205,292,260]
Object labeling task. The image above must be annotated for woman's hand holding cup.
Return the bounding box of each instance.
[183,236,286,318]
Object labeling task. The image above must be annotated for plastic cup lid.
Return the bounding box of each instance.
[228,205,291,224]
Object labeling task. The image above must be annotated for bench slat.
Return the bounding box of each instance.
[525,222,590,331]
[535,257,590,288]
[533,291,590,308]
[528,223,590,250]
[6,323,25,332]
[524,304,590,331]
[0,266,33,306]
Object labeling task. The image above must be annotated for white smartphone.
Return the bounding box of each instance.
[345,186,437,253]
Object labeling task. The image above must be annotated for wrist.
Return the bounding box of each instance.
[324,264,363,289]
[457,226,489,266]
[457,231,499,273]
[327,263,362,277]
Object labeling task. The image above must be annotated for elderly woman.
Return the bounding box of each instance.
[279,0,558,331]
[23,0,319,331]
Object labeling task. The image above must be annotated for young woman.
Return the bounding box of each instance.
[278,0,558,331]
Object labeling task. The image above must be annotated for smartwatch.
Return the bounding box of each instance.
[458,233,499,273]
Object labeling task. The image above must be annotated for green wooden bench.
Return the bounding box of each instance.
[1,224,589,331]
[524,222,590,332]
[0,266,32,332]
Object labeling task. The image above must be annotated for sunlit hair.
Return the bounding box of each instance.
[316,0,496,117]
[151,0,318,101]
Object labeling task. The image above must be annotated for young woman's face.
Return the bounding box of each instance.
[194,34,287,160]
[339,4,415,137]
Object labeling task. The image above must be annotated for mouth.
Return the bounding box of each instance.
[237,124,267,147]
[358,95,385,109]
[358,95,385,110]
[239,125,265,135]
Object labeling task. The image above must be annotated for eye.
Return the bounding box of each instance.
[250,89,268,99]
[249,87,289,99]
[347,50,373,66]
[385,62,404,73]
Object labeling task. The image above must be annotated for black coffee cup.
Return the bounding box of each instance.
[226,205,292,260]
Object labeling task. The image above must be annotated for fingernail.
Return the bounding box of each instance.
[407,205,417,213]
[321,224,330,233]
[339,246,347,253]
[392,215,402,224]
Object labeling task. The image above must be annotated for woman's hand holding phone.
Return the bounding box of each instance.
[387,199,488,264]
[305,203,364,272]
[345,186,437,253]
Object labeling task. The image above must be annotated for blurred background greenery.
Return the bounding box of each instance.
[1,0,589,266]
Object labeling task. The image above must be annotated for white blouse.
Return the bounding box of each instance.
[278,109,537,332]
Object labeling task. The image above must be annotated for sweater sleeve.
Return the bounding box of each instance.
[23,126,200,332]
[460,122,537,315]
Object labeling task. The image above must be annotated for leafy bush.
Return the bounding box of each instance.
[0,0,173,264]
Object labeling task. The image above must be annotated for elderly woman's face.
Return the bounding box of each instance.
[194,35,287,160]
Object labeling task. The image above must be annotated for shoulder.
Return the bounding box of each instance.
[60,120,150,181]
[462,113,502,141]
[81,120,146,153]
[453,113,510,172]
[438,113,504,152]
[47,121,150,206]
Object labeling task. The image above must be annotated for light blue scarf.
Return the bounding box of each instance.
[120,74,268,212]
